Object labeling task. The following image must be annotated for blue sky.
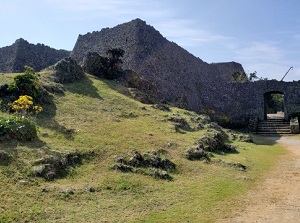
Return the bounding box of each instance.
[1,0,299,81]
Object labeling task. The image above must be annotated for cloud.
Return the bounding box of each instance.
[232,41,300,81]
[45,0,232,47]
[46,0,131,11]
[234,42,300,81]
[154,19,233,48]
[235,42,284,62]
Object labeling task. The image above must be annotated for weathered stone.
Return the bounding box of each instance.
[0,38,70,72]
[185,147,210,161]
[195,130,237,153]
[81,52,108,77]
[48,57,85,84]
[128,157,140,167]
[152,104,170,111]
[70,19,300,128]
[290,117,299,134]
[32,151,84,180]
[112,163,133,172]
[89,187,95,193]
[238,134,253,143]
[113,149,176,179]
[168,115,190,132]
[213,159,247,171]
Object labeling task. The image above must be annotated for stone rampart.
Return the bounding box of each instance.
[0,38,70,72]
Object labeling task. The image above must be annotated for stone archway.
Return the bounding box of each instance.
[264,91,285,120]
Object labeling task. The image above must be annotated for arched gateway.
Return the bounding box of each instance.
[264,91,285,120]
[200,80,300,132]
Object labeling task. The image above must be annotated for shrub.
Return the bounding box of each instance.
[0,116,37,141]
[10,95,43,118]
[8,66,42,100]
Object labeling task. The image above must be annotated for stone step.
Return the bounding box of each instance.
[264,119,286,123]
[257,119,291,135]
[258,124,290,128]
[258,129,291,132]
[258,125,290,128]
[258,133,293,136]
[259,121,289,124]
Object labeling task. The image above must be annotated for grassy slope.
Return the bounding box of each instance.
[0,74,286,223]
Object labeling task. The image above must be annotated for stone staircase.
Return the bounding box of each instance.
[257,119,291,136]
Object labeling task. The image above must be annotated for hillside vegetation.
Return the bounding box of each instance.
[0,72,285,222]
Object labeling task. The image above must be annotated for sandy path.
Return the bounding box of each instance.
[219,135,300,223]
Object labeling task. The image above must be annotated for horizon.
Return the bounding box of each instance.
[1,0,299,81]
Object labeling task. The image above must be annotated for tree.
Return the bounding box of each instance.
[249,71,258,81]
[231,71,248,83]
[105,48,125,80]
[107,48,125,60]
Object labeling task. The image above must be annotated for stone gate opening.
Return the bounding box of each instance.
[264,91,285,120]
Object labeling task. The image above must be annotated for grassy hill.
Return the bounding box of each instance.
[0,73,286,222]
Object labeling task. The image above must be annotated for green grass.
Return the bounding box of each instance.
[0,74,287,222]
[0,73,20,85]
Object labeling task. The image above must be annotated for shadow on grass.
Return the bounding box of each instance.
[251,134,279,146]
[37,75,104,139]
[231,128,279,146]
[37,93,77,140]
[64,75,103,100]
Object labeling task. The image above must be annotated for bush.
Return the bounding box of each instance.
[0,117,37,141]
[8,66,42,100]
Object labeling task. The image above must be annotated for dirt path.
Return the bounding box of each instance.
[219,135,300,223]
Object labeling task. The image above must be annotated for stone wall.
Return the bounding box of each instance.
[0,38,70,72]
[70,19,300,127]
[71,19,244,114]
[197,80,300,126]
[210,62,245,82]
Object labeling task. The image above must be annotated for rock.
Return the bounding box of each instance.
[238,134,253,143]
[160,171,171,180]
[149,168,160,178]
[112,163,133,172]
[167,141,176,147]
[185,148,210,161]
[152,104,170,111]
[49,57,85,84]
[128,157,140,167]
[45,171,56,180]
[196,130,236,153]
[82,52,109,78]
[33,166,45,176]
[66,189,75,195]
[32,151,84,180]
[149,155,160,167]
[168,115,190,132]
[149,169,172,180]
[41,188,49,193]
[113,149,176,179]
[0,38,70,73]
[160,158,176,171]
[213,159,247,171]
[89,187,95,193]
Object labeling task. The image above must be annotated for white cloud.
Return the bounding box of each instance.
[235,42,284,62]
[233,41,300,81]
[154,19,233,48]
[46,0,132,11]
